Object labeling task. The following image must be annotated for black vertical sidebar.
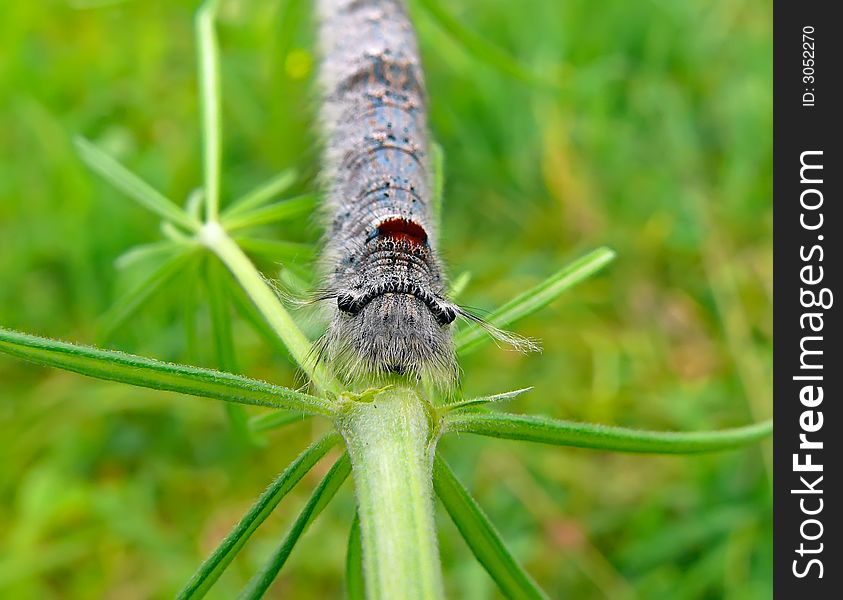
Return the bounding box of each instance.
[774,2,841,598]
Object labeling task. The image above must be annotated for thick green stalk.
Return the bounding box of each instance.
[198,222,338,392]
[335,388,444,600]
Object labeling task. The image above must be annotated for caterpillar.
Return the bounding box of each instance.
[313,0,531,389]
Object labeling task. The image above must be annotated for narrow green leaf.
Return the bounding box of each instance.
[74,136,200,231]
[161,220,194,243]
[223,169,298,217]
[455,247,616,355]
[182,257,202,363]
[115,239,189,270]
[0,327,333,416]
[207,258,238,372]
[433,455,549,600]
[249,411,310,433]
[445,412,773,454]
[234,238,315,263]
[238,453,352,599]
[206,259,261,445]
[196,0,222,221]
[346,513,365,600]
[414,0,560,92]
[186,187,205,221]
[448,271,471,300]
[99,248,197,340]
[222,194,318,232]
[441,387,532,415]
[430,140,445,233]
[177,433,341,599]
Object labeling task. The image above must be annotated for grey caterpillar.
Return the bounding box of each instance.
[313,0,532,389]
[313,0,457,388]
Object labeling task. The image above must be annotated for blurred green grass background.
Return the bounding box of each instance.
[0,0,771,597]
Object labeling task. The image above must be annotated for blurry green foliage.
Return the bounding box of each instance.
[0,0,771,597]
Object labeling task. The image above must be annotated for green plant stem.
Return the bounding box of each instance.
[196,0,222,222]
[199,222,338,392]
[445,412,773,454]
[335,388,444,600]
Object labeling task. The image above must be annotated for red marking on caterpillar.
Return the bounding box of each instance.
[377,218,428,245]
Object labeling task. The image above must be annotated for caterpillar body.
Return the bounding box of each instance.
[314,0,457,387]
[313,0,529,388]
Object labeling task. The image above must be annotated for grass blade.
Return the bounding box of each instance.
[115,239,189,270]
[206,258,260,445]
[234,238,315,263]
[182,256,202,362]
[223,169,298,217]
[346,512,365,600]
[74,136,200,231]
[238,453,352,599]
[177,433,341,599]
[0,327,333,416]
[448,271,471,300]
[431,140,445,233]
[221,194,318,232]
[414,0,559,92]
[455,247,616,355]
[161,221,194,244]
[99,248,197,340]
[433,454,549,600]
[206,258,238,372]
[617,504,756,575]
[196,0,222,221]
[445,412,773,454]
[249,411,310,433]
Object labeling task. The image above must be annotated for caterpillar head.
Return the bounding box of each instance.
[311,219,538,389]
[316,287,459,389]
